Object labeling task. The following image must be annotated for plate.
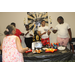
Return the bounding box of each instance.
[42,48,48,50]
[32,49,42,54]
[58,46,65,50]
[45,48,57,53]
[25,49,32,53]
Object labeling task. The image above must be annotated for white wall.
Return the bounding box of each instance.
[0,12,27,47]
[0,12,75,47]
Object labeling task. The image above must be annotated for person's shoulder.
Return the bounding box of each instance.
[64,22,68,24]
[56,24,59,27]
[39,26,42,28]
[11,35,17,38]
[45,26,48,27]
[64,22,69,26]
[16,28,22,33]
[38,26,42,30]
[15,35,20,40]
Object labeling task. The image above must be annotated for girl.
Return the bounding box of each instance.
[24,25,34,48]
[2,25,29,62]
[50,16,72,47]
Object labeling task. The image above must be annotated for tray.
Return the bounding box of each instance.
[45,48,57,53]
[25,49,32,53]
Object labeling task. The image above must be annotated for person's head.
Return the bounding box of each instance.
[25,25,29,30]
[11,22,16,27]
[57,16,64,24]
[4,25,16,35]
[41,20,45,26]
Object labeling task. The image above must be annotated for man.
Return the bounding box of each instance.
[50,16,72,47]
[11,22,24,42]
[38,20,51,46]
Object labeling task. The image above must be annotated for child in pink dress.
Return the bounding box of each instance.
[2,25,29,62]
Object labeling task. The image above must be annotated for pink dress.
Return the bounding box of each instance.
[2,35,24,62]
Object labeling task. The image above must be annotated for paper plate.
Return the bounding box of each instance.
[42,48,48,50]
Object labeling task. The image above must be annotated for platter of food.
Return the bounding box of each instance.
[32,49,42,54]
[25,48,32,53]
[45,48,57,53]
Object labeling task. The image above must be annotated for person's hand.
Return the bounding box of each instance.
[43,32,46,34]
[25,31,29,36]
[69,38,72,42]
[25,47,29,51]
[50,27,53,29]
[30,34,33,36]
[48,31,51,35]
[50,27,54,31]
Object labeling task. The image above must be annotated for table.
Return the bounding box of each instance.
[23,48,73,62]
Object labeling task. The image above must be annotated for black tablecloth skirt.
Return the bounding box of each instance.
[23,49,73,62]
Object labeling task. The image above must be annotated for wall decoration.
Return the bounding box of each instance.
[49,16,52,24]
[23,18,26,24]
[27,12,48,32]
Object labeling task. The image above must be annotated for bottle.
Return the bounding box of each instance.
[59,43,60,46]
[53,43,57,49]
[51,43,53,48]
[56,43,59,47]
[54,45,57,49]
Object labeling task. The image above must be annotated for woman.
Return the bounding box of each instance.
[2,25,29,62]
[24,25,34,48]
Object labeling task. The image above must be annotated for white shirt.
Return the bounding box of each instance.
[55,22,71,38]
[38,26,49,39]
[24,30,34,38]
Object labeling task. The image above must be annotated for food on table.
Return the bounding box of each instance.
[32,49,42,53]
[25,48,32,53]
[45,48,57,53]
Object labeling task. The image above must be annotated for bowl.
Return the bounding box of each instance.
[58,46,65,50]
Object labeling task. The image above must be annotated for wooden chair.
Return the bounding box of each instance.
[69,38,75,53]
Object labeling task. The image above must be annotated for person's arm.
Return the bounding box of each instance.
[50,27,57,34]
[30,31,34,36]
[68,28,72,42]
[20,33,24,36]
[0,43,2,50]
[38,31,46,37]
[17,29,24,36]
[48,30,51,35]
[20,32,28,36]
[25,31,29,36]
[16,36,29,53]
